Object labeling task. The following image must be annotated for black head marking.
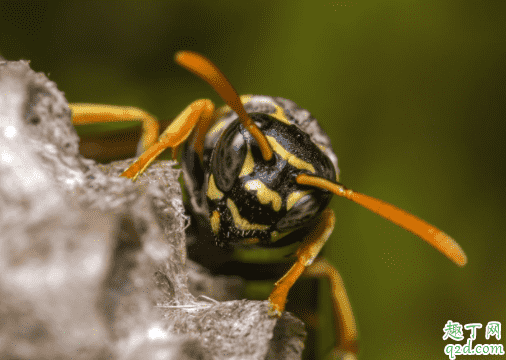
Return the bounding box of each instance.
[211,120,247,192]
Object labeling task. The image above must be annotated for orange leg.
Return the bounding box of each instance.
[268,208,335,316]
[268,208,358,359]
[269,209,357,360]
[121,99,215,180]
[69,103,160,154]
[304,258,358,359]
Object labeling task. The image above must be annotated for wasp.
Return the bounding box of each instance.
[70,51,467,359]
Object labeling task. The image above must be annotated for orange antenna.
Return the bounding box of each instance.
[297,174,467,267]
[175,51,273,162]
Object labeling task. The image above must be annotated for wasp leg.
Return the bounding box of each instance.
[69,103,160,155]
[121,99,215,180]
[268,208,334,314]
[304,258,358,359]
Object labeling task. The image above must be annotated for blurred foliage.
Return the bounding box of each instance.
[1,1,505,359]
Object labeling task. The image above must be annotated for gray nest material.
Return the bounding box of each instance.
[0,59,306,360]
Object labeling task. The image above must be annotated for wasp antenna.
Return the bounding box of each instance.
[296,174,467,267]
[175,51,273,161]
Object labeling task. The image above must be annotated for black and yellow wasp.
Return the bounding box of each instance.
[70,51,467,359]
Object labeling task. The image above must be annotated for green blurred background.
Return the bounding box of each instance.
[1,1,504,359]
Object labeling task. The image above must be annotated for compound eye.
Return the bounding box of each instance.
[276,194,320,232]
[211,120,247,192]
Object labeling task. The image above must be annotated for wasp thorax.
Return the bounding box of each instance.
[206,113,336,247]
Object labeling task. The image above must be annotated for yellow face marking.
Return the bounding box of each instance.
[207,174,224,200]
[239,95,253,104]
[227,198,270,231]
[270,104,291,125]
[210,210,220,235]
[286,190,313,211]
[266,135,315,173]
[241,237,260,245]
[239,145,254,177]
[270,230,292,243]
[245,179,282,212]
[251,96,291,125]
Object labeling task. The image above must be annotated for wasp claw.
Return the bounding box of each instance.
[267,299,284,318]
